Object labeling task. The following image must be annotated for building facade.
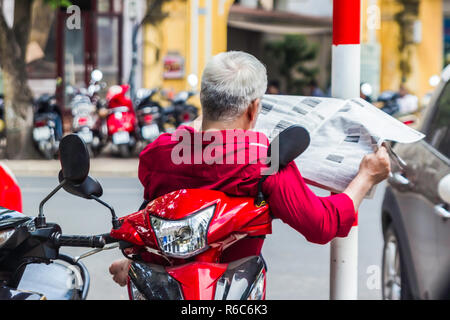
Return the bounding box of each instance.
[141,0,445,101]
[142,0,234,95]
[1,0,145,114]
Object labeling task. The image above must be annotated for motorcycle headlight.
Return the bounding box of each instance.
[247,270,265,300]
[150,205,215,258]
[0,229,14,246]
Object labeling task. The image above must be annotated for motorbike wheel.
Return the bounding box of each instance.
[42,142,54,160]
[92,146,101,158]
[119,144,131,158]
[86,145,94,158]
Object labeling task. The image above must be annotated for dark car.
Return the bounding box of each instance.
[381,67,450,300]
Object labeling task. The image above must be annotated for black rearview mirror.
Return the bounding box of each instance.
[58,170,103,199]
[59,134,90,184]
[268,125,310,169]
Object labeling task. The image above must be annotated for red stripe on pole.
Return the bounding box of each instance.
[332,0,361,45]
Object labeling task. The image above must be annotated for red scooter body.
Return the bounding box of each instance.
[0,163,22,212]
[106,110,136,135]
[105,85,137,155]
[111,189,271,300]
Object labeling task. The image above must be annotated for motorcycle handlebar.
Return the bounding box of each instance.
[99,233,119,245]
[56,234,106,248]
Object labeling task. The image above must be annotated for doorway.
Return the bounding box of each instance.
[56,0,123,111]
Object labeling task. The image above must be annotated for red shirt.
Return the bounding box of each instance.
[138,126,356,261]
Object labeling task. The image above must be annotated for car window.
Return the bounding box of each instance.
[426,81,450,158]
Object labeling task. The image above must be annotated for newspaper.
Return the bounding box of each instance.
[255,95,425,194]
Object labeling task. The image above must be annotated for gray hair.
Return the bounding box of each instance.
[200,51,268,122]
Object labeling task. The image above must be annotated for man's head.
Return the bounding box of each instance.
[200,51,268,130]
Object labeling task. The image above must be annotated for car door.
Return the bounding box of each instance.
[422,84,450,299]
[390,80,450,299]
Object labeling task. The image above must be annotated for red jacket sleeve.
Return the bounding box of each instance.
[262,161,356,245]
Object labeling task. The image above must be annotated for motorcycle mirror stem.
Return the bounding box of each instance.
[35,178,121,230]
[36,179,68,228]
[89,194,121,229]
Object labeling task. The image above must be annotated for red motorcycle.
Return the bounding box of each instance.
[0,126,309,300]
[105,84,137,157]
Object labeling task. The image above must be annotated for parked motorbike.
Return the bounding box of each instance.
[67,69,107,157]
[135,88,164,145]
[163,91,199,132]
[106,85,137,157]
[377,91,400,116]
[70,95,102,157]
[0,95,6,158]
[32,94,62,160]
[162,75,200,132]
[375,90,421,128]
[0,126,309,300]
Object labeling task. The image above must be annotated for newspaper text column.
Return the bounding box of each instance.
[330,0,361,300]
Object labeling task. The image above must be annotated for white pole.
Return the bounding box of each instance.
[330,0,361,300]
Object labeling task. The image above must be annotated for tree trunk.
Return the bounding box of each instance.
[0,0,39,159]
[2,70,36,159]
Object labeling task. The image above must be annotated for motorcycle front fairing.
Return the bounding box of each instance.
[128,256,266,300]
[17,262,83,300]
[111,189,272,300]
[0,286,45,300]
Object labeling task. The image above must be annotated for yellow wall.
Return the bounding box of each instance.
[144,0,443,101]
[379,0,443,98]
[416,0,443,97]
[143,0,235,96]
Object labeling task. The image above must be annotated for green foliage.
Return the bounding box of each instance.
[265,34,319,95]
[44,0,72,9]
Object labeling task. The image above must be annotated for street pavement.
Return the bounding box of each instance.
[17,175,386,300]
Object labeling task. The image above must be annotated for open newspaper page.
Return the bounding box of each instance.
[255,95,425,194]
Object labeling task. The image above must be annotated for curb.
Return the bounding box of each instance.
[1,159,139,177]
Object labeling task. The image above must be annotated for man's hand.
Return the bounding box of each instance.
[358,145,391,185]
[109,258,131,287]
[344,146,391,211]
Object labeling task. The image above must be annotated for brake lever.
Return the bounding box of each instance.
[375,140,407,178]
[388,145,407,169]
[74,243,120,263]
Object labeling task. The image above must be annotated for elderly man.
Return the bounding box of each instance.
[110,51,390,286]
